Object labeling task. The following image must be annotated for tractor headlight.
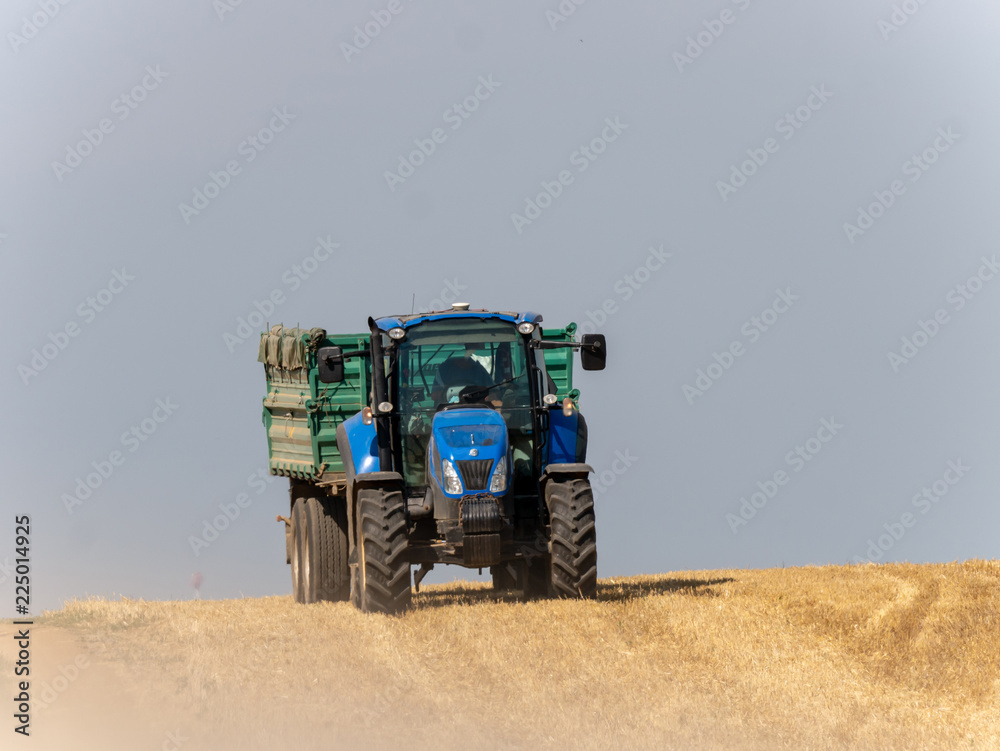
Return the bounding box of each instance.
[517,322,535,335]
[442,459,462,494]
[388,327,406,340]
[489,456,508,493]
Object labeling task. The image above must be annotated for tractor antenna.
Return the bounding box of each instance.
[410,293,415,314]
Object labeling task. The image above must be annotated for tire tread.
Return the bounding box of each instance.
[546,478,598,598]
[356,487,411,614]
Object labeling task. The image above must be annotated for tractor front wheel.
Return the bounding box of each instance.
[546,477,598,598]
[353,486,411,614]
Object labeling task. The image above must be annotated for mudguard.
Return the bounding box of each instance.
[335,412,380,489]
[542,462,594,478]
[546,409,589,464]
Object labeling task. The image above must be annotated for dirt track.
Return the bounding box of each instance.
[0,626,189,750]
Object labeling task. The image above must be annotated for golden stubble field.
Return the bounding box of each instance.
[3,560,999,751]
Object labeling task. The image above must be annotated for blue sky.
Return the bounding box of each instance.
[2,0,999,611]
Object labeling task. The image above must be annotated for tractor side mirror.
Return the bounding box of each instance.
[580,334,607,371]
[317,346,345,383]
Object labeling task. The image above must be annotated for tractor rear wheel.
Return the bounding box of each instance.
[291,496,350,604]
[546,477,598,598]
[353,486,411,614]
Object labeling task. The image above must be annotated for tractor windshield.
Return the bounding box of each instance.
[396,319,534,491]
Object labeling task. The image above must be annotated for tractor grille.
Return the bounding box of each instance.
[457,459,493,490]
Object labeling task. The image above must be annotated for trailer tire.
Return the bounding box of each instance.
[309,496,351,602]
[290,499,309,604]
[546,478,598,598]
[354,486,411,614]
[292,497,350,604]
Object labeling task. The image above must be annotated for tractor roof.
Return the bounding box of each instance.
[374,309,542,332]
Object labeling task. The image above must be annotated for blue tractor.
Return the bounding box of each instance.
[260,304,606,614]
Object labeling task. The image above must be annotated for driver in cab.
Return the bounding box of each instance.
[432,343,502,408]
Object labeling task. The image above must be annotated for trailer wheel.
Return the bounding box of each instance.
[353,486,411,614]
[546,477,598,598]
[290,499,309,604]
[291,497,350,604]
[309,496,350,602]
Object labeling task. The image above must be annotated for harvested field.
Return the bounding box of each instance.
[3,561,999,750]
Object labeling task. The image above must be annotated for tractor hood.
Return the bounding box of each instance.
[430,407,509,497]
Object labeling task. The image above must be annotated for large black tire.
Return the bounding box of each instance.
[290,499,309,604]
[308,496,350,602]
[491,563,518,592]
[546,477,598,598]
[291,496,350,604]
[350,553,362,610]
[354,486,411,614]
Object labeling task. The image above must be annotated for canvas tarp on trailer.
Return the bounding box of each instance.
[260,326,371,480]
